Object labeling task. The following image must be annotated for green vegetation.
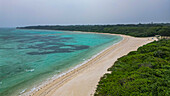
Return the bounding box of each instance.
[94,39,170,96]
[17,23,170,37]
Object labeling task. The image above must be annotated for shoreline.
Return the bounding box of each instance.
[20,30,156,96]
[21,32,123,96]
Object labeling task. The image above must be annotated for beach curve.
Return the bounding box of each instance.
[22,33,156,96]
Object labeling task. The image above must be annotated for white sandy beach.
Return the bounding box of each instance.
[24,33,156,96]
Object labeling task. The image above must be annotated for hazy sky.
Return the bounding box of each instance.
[0,0,170,27]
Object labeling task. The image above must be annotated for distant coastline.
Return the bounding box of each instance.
[17,23,170,37]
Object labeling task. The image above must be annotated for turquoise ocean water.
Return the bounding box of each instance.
[0,28,122,96]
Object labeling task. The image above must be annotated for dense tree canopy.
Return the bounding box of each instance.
[17,23,170,37]
[95,39,170,96]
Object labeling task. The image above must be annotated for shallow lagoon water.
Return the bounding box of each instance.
[0,28,122,96]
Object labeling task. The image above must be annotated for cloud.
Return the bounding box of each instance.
[0,0,170,27]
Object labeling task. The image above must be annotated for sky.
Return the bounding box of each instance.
[0,0,170,27]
